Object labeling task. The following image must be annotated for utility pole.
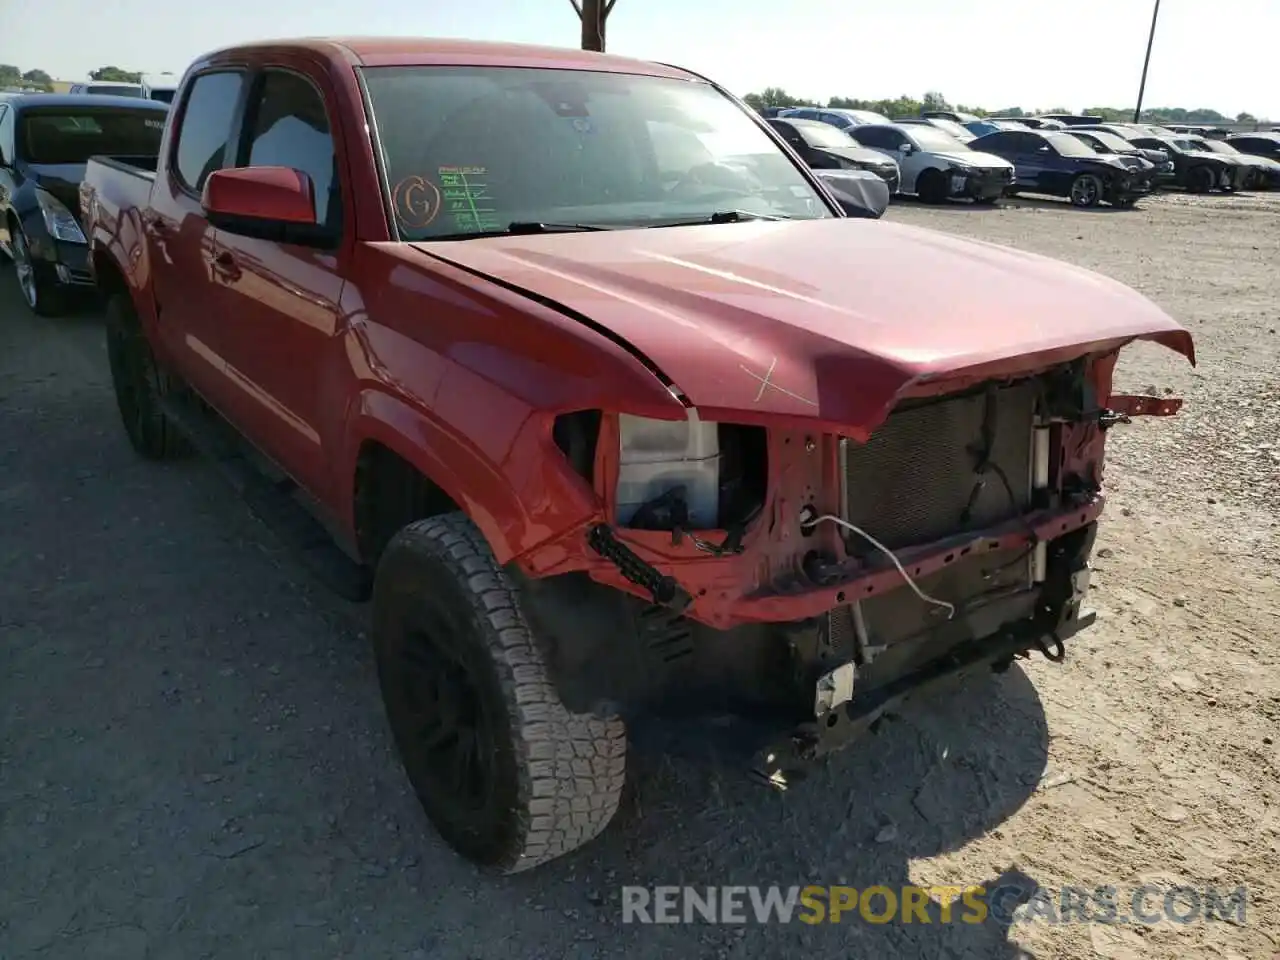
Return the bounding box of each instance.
[1133,0,1161,123]
[569,0,616,52]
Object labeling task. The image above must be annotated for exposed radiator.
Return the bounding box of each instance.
[839,381,1037,552]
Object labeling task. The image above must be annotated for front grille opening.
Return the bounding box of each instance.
[840,381,1037,554]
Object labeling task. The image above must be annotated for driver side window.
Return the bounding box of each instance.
[240,69,340,229]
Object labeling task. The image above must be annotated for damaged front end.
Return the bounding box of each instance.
[516,351,1184,785]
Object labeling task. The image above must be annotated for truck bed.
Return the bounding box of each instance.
[88,154,159,181]
[80,153,162,295]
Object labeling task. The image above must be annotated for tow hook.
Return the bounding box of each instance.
[1097,409,1132,430]
[1035,635,1067,662]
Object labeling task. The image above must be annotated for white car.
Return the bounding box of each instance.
[68,81,145,98]
[141,73,179,104]
[847,123,1015,203]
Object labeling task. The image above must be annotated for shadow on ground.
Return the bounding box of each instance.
[0,270,1049,959]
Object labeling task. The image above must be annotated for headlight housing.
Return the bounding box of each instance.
[616,413,722,529]
[36,190,87,244]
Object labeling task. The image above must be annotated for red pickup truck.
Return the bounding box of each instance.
[80,37,1194,874]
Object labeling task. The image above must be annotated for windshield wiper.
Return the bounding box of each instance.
[423,221,616,242]
[645,210,793,228]
[505,221,614,234]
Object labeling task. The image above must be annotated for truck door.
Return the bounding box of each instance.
[203,63,347,502]
[147,68,247,401]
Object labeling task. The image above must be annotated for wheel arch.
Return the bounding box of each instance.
[90,244,158,334]
[341,388,582,569]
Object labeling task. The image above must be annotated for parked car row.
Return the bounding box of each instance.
[760,104,1280,206]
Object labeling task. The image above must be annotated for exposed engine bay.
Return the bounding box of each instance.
[523,352,1176,781]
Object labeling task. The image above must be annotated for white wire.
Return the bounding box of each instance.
[809,514,957,620]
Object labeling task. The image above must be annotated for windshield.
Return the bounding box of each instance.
[905,125,970,152]
[362,66,832,239]
[87,84,143,98]
[1173,138,1203,152]
[1198,141,1235,155]
[1044,132,1097,157]
[1085,131,1133,152]
[795,121,856,149]
[928,118,971,139]
[18,108,166,164]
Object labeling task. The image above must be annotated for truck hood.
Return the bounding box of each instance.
[413,218,1193,436]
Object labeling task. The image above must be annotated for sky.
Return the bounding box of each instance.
[3,0,1276,120]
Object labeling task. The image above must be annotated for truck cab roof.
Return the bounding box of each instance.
[196,36,697,79]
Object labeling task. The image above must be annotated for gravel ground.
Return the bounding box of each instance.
[1,190,1277,960]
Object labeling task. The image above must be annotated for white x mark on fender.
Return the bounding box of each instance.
[741,356,818,407]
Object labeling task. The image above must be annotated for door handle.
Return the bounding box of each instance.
[211,250,241,282]
[145,216,173,241]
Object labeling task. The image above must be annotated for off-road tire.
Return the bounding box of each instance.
[372,513,627,873]
[105,294,191,460]
[916,168,948,204]
[1187,165,1215,193]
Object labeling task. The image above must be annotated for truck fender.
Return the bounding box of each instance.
[340,388,540,566]
[87,211,158,338]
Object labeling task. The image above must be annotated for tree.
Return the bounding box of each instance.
[20,68,53,92]
[569,0,616,52]
[0,64,20,87]
[1236,111,1257,123]
[90,66,143,83]
[921,91,950,112]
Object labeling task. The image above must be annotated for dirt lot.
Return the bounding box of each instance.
[1,191,1277,960]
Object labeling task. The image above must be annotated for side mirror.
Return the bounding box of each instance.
[1038,145,1050,152]
[898,142,912,154]
[201,166,333,247]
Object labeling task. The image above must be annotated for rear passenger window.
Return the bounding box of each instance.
[173,71,245,194]
[242,70,339,229]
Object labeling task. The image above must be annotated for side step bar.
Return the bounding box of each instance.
[159,394,371,601]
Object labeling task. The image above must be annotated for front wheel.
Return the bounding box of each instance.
[1186,165,1215,193]
[11,223,67,317]
[1069,174,1103,208]
[372,514,627,873]
[915,168,948,204]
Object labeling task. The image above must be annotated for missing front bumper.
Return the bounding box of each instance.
[751,605,1097,789]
